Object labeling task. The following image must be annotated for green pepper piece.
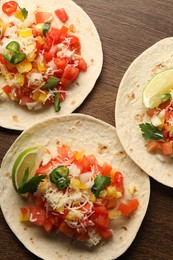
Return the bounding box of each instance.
[54,92,61,112]
[3,50,13,62]
[91,174,111,198]
[11,53,26,64]
[56,176,70,190]
[20,8,28,19]
[160,93,171,104]
[6,41,20,53]
[42,76,60,90]
[43,22,51,36]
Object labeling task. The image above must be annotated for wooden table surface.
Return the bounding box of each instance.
[1,0,173,259]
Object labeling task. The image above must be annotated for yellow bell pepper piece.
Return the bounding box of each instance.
[14,73,25,87]
[108,209,121,219]
[0,18,6,38]
[4,73,13,81]
[27,53,37,62]
[36,61,46,72]
[16,60,32,73]
[75,151,84,161]
[107,198,117,209]
[106,186,117,198]
[15,10,25,22]
[70,178,87,190]
[18,28,33,38]
[36,36,45,45]
[35,23,44,33]
[32,91,48,103]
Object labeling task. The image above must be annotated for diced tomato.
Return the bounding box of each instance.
[49,27,60,43]
[55,8,68,23]
[99,229,113,240]
[147,140,162,153]
[42,34,53,51]
[59,222,75,237]
[0,54,7,64]
[59,25,68,40]
[44,45,57,62]
[2,85,12,95]
[146,108,159,118]
[94,205,108,216]
[44,218,54,233]
[54,57,68,71]
[118,199,139,216]
[68,35,81,54]
[36,161,52,175]
[20,96,34,105]
[112,171,124,194]
[77,57,87,72]
[57,144,74,159]
[96,214,109,229]
[165,110,173,121]
[159,99,171,110]
[34,196,45,208]
[2,1,17,16]
[161,141,173,155]
[20,207,28,215]
[35,12,54,23]
[29,206,46,226]
[60,77,70,88]
[101,162,112,176]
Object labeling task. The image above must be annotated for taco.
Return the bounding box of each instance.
[0,0,103,130]
[115,37,173,188]
[0,114,150,260]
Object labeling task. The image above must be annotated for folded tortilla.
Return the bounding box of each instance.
[115,37,173,187]
[0,0,103,130]
[0,114,150,260]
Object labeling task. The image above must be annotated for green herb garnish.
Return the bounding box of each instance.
[17,168,46,194]
[139,123,165,142]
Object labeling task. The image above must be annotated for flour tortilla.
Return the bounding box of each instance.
[115,37,173,188]
[0,0,103,130]
[0,114,149,260]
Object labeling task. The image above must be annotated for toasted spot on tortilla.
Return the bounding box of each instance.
[134,113,145,122]
[129,148,133,152]
[152,62,165,74]
[11,114,19,123]
[5,172,11,179]
[71,100,76,105]
[30,237,34,244]
[75,120,81,125]
[97,143,108,154]
[121,226,128,231]
[127,92,135,101]
[116,150,126,159]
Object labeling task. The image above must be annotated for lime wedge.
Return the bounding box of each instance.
[12,147,45,193]
[142,69,173,109]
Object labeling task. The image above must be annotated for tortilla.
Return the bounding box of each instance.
[0,0,103,130]
[0,114,150,260]
[115,37,173,188]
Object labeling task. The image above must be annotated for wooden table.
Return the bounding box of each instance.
[1,0,173,259]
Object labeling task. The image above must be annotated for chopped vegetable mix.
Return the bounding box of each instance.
[0,1,87,112]
[15,144,139,246]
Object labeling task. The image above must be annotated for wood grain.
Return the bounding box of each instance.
[1,0,173,259]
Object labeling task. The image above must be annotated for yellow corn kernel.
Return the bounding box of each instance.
[15,10,25,22]
[36,36,45,45]
[88,190,96,203]
[108,209,121,219]
[37,92,48,103]
[0,18,6,37]
[32,91,40,101]
[18,28,33,38]
[70,178,87,189]
[75,151,84,161]
[107,198,117,209]
[106,186,117,198]
[14,73,25,87]
[4,73,13,81]
[35,23,44,33]
[27,53,37,62]
[16,60,32,73]
[36,61,46,72]
[66,211,81,221]
[99,189,107,198]
[56,206,64,213]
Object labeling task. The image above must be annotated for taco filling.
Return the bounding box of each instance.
[0,1,87,112]
[13,144,139,247]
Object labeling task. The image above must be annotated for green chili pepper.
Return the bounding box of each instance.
[43,22,51,36]
[55,176,70,190]
[20,8,28,19]
[42,76,60,90]
[54,92,61,112]
[6,41,20,53]
[49,166,70,190]
[91,174,111,198]
[10,53,26,64]
[160,93,171,104]
[3,50,13,62]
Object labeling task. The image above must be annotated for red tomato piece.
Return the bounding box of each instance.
[94,205,108,216]
[68,35,81,53]
[59,25,68,40]
[20,207,28,215]
[101,162,112,176]
[99,229,113,240]
[34,196,45,208]
[49,27,60,43]
[0,54,7,64]
[112,171,124,195]
[96,214,109,229]
[29,206,46,226]
[54,57,68,71]
[44,218,54,233]
[20,96,34,105]
[36,161,52,175]
[118,199,139,216]
[146,108,159,118]
[2,1,17,16]
[77,57,87,71]
[55,8,68,23]
[42,34,53,51]
[2,85,12,95]
[35,12,54,23]
[59,222,75,237]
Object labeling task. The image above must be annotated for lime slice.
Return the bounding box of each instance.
[142,69,173,109]
[12,147,45,193]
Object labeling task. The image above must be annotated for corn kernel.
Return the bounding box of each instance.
[66,211,81,221]
[16,60,32,73]
[27,53,37,62]
[37,92,48,103]
[4,73,13,81]
[18,28,33,38]
[15,10,25,22]
[75,151,84,161]
[99,190,107,198]
[36,36,45,45]
[36,62,46,72]
[70,178,87,189]
[108,209,121,219]
[14,73,25,87]
[56,206,64,213]
[88,190,96,202]
[35,23,44,33]
[106,186,117,198]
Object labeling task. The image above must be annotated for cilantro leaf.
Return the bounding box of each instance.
[139,123,165,142]
[21,8,28,19]
[17,168,46,194]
